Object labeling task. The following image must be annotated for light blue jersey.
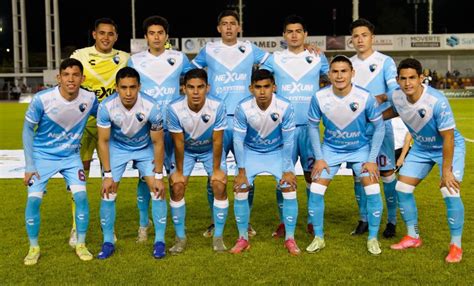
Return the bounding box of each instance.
[262,50,329,125]
[128,50,192,123]
[389,85,464,152]
[308,85,382,153]
[97,92,163,151]
[167,95,227,154]
[192,40,269,115]
[24,86,98,160]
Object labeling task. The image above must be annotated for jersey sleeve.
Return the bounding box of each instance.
[281,103,296,132]
[365,95,383,123]
[214,102,227,131]
[233,104,247,133]
[149,104,164,131]
[90,97,99,118]
[384,57,399,94]
[25,94,44,124]
[252,43,270,65]
[191,47,208,69]
[307,95,322,126]
[320,53,330,75]
[166,106,183,133]
[96,103,111,128]
[181,53,194,74]
[435,96,456,131]
[260,54,274,72]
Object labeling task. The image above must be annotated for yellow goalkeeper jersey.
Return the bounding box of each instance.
[71,46,130,102]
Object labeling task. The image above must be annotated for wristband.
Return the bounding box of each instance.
[103,170,112,178]
[155,173,163,180]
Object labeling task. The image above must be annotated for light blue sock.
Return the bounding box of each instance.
[137,180,151,227]
[306,184,311,225]
[276,188,284,223]
[25,196,42,246]
[73,191,89,244]
[213,199,229,238]
[248,185,255,213]
[234,192,249,240]
[366,190,383,240]
[282,192,298,240]
[396,187,419,238]
[151,196,167,243]
[309,183,326,238]
[444,194,464,247]
[100,195,116,244]
[206,178,214,217]
[354,179,367,222]
[382,175,398,224]
[170,199,186,239]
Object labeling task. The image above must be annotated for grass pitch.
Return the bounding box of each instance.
[0,100,473,284]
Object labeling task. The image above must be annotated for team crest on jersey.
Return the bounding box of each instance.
[79,103,87,113]
[349,102,359,112]
[418,108,426,118]
[136,112,145,122]
[270,112,280,122]
[113,54,120,65]
[305,56,313,64]
[369,64,377,72]
[167,58,176,66]
[238,45,246,53]
[201,114,211,123]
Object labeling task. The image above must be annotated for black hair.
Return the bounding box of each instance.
[330,55,353,70]
[397,58,423,76]
[94,18,118,32]
[142,15,169,35]
[183,68,208,85]
[252,69,275,84]
[283,15,306,32]
[349,18,375,34]
[60,58,83,74]
[115,67,140,85]
[217,10,239,25]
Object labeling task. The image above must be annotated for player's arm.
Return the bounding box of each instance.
[170,132,185,186]
[382,106,398,120]
[439,129,460,194]
[97,126,115,197]
[150,110,165,199]
[281,104,297,187]
[233,105,250,191]
[22,120,39,186]
[364,99,386,181]
[396,132,412,168]
[211,102,227,184]
[307,96,329,180]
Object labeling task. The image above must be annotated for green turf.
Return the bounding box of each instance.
[0,100,473,284]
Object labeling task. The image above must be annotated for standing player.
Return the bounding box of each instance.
[128,15,192,242]
[261,15,329,237]
[167,69,228,254]
[307,55,385,255]
[349,19,399,238]
[230,69,300,256]
[69,18,129,246]
[96,67,166,259]
[22,58,97,265]
[383,58,465,263]
[191,10,270,237]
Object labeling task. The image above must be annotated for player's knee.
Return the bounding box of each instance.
[212,181,227,200]
[234,191,249,201]
[395,181,415,194]
[171,183,185,201]
[381,172,396,183]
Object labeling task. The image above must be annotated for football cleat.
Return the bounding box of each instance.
[137,219,153,243]
[24,246,40,266]
[382,222,396,238]
[307,223,315,236]
[272,223,286,238]
[169,236,187,255]
[69,228,77,248]
[97,242,115,259]
[153,241,166,259]
[306,236,326,253]
[445,244,462,263]
[248,223,257,237]
[390,235,422,250]
[229,237,250,254]
[202,224,215,238]
[212,237,227,253]
[351,220,369,235]
[284,238,301,256]
[367,238,382,255]
[75,243,93,261]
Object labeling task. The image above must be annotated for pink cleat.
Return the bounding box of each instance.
[390,235,422,250]
[229,237,250,254]
[284,238,301,256]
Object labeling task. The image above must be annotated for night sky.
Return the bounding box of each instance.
[0,0,472,54]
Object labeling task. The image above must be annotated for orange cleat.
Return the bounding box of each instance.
[390,235,422,250]
[445,244,462,263]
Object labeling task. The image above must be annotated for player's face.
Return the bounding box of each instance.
[283,23,307,50]
[116,76,140,109]
[145,24,168,52]
[93,23,118,54]
[184,78,209,110]
[397,68,423,97]
[250,79,276,108]
[57,65,84,97]
[351,26,374,54]
[217,16,241,44]
[329,61,354,94]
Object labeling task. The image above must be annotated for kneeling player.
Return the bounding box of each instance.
[167,69,229,254]
[230,69,300,256]
[96,67,166,259]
